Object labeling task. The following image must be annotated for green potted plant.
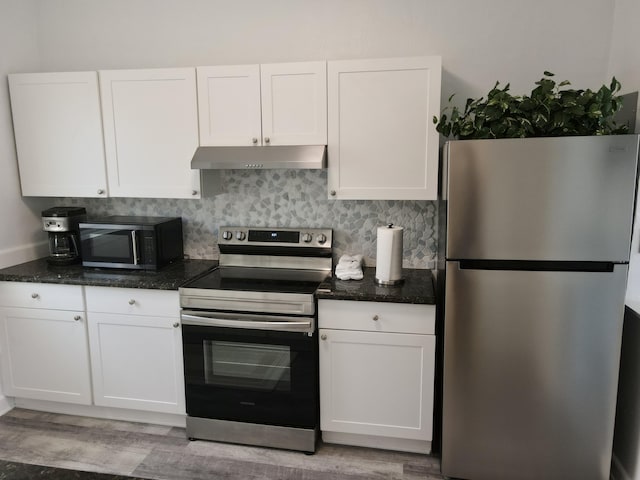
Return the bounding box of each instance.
[434,72,629,139]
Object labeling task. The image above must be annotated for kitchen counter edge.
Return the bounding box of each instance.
[316,267,435,304]
[0,258,218,290]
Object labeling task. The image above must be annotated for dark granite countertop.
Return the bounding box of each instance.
[316,267,435,304]
[0,258,217,290]
[0,260,434,302]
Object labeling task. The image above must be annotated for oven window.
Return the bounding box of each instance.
[203,340,292,391]
[90,231,130,258]
[82,229,134,262]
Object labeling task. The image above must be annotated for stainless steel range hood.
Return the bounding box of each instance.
[191,145,327,170]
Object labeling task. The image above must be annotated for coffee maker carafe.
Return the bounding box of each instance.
[42,207,86,265]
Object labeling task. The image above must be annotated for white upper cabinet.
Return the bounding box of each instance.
[260,62,327,145]
[197,61,327,146]
[327,56,442,200]
[99,68,201,198]
[8,72,108,197]
[196,64,262,146]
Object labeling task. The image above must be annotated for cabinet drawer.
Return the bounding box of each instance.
[85,286,179,317]
[0,282,84,311]
[318,300,435,335]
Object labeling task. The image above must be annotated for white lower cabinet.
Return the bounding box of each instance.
[85,287,185,414]
[0,283,92,404]
[318,299,436,453]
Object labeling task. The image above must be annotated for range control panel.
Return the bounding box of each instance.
[218,226,332,248]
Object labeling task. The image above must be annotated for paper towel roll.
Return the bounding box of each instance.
[375,224,404,285]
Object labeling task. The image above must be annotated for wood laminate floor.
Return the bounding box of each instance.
[0,409,444,479]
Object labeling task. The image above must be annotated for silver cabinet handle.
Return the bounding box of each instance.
[192,190,198,196]
[128,299,136,305]
[264,137,270,144]
[252,137,258,144]
[74,315,82,322]
[372,315,379,321]
[321,334,327,340]
[97,189,105,195]
[173,322,180,328]
[31,293,39,299]
[330,190,336,196]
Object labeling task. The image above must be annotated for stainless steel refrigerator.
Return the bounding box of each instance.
[441,134,640,480]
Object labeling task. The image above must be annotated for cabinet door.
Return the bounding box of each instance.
[87,312,185,414]
[327,57,441,200]
[99,68,201,198]
[319,328,435,441]
[260,61,327,145]
[0,307,92,404]
[8,72,108,197]
[196,64,262,146]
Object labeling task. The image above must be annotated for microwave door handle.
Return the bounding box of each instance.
[131,231,139,265]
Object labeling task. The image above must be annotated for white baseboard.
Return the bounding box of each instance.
[0,241,48,269]
[321,431,431,454]
[0,394,14,416]
[13,398,186,428]
[611,454,632,480]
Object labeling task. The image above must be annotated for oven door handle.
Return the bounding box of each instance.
[180,311,313,333]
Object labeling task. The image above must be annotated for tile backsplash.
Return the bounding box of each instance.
[60,170,436,268]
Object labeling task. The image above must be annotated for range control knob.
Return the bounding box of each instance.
[236,231,246,241]
[302,233,312,243]
[222,230,232,241]
[317,233,327,244]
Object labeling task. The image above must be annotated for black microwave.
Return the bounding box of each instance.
[79,216,184,270]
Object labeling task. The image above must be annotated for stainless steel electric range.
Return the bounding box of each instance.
[178,226,333,453]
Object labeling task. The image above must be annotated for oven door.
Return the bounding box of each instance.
[181,316,318,429]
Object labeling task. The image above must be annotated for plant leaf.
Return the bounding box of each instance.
[433,72,627,139]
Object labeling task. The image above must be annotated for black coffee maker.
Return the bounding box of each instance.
[42,207,86,265]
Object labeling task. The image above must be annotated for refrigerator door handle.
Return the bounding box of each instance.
[458,259,616,273]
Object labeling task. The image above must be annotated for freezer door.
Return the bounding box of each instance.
[446,135,639,262]
[442,261,628,480]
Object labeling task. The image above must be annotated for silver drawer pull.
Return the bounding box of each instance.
[173,322,180,328]
[372,315,379,321]
[74,315,82,322]
[31,293,39,299]
[321,334,327,340]
[128,299,136,305]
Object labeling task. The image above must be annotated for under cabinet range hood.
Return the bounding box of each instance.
[191,145,327,170]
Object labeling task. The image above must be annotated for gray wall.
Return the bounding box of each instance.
[0,0,50,268]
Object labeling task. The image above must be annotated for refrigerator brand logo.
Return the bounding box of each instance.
[609,145,629,153]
